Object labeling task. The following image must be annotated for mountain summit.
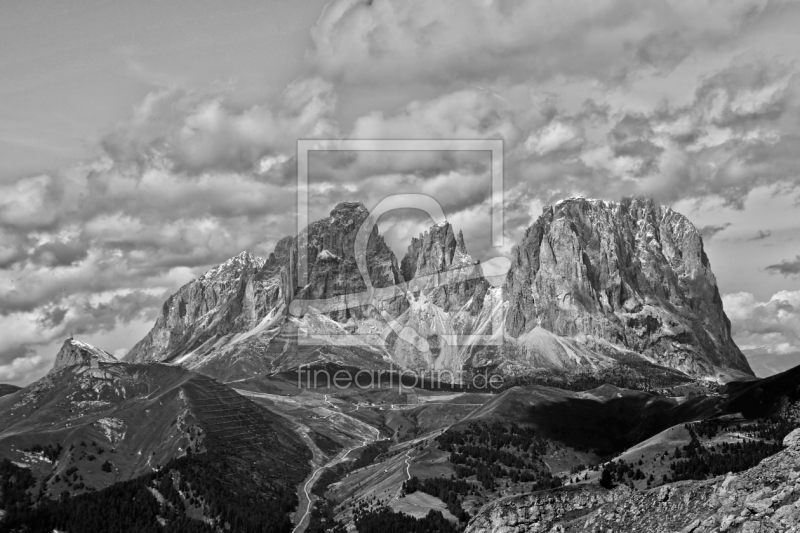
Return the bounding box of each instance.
[123,198,752,382]
[505,197,752,377]
[50,338,118,374]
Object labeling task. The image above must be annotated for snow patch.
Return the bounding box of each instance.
[317,249,340,261]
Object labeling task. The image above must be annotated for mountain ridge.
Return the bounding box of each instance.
[1,338,310,501]
[122,196,751,383]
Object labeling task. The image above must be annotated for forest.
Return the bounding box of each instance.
[668,423,785,482]
[598,412,800,490]
[0,450,298,533]
[402,476,471,522]
[496,363,692,393]
[437,421,562,491]
[351,505,460,533]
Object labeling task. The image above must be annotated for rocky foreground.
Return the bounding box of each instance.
[466,429,800,533]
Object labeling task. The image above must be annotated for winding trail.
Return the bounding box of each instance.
[235,389,380,533]
[235,388,380,533]
[236,388,487,532]
[292,444,357,533]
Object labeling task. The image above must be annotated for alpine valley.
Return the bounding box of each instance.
[3,197,800,533]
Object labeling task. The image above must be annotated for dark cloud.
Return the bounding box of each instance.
[31,238,89,267]
[33,291,165,342]
[0,345,47,384]
[749,229,772,241]
[41,307,68,328]
[693,58,796,131]
[0,346,34,366]
[699,223,732,241]
[766,256,800,277]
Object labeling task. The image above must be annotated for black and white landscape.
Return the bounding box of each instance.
[3,2,800,533]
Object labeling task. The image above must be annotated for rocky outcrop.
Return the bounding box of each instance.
[387,221,493,372]
[504,197,753,377]
[124,203,407,381]
[284,201,405,321]
[466,428,800,533]
[400,222,488,312]
[50,338,117,373]
[125,251,278,364]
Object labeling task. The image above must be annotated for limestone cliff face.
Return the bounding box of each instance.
[124,251,277,364]
[465,428,800,533]
[124,202,407,381]
[400,222,488,313]
[389,221,492,372]
[124,197,752,382]
[50,338,117,373]
[283,201,405,321]
[504,197,753,377]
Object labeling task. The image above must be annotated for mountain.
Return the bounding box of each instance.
[459,383,721,455]
[0,339,310,505]
[0,384,21,397]
[124,197,751,383]
[464,427,800,532]
[505,197,753,378]
[400,222,488,313]
[50,337,118,373]
[380,220,497,373]
[124,250,276,367]
[124,202,408,382]
[317,359,800,531]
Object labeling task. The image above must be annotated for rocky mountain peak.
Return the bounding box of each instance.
[505,195,753,377]
[124,195,752,381]
[399,220,488,313]
[199,250,265,282]
[124,246,281,367]
[50,338,117,374]
[264,236,294,269]
[124,200,405,375]
[328,201,370,222]
[400,221,472,282]
[286,200,404,320]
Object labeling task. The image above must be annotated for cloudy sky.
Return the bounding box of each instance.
[2,0,800,385]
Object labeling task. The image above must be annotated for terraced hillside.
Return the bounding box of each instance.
[183,373,309,472]
[0,340,310,509]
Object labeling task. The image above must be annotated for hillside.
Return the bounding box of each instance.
[459,383,721,456]
[0,339,311,530]
[0,384,20,397]
[465,427,800,532]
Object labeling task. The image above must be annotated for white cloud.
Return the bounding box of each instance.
[723,290,800,356]
[525,122,584,155]
[0,352,46,383]
[103,77,338,175]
